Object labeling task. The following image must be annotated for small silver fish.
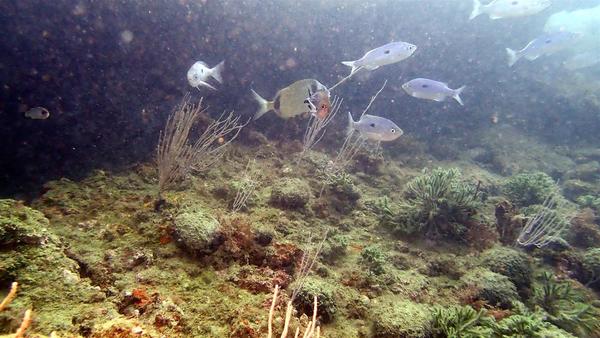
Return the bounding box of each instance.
[506,31,581,67]
[341,41,417,74]
[252,79,327,120]
[187,60,224,90]
[470,0,551,20]
[347,112,403,142]
[402,78,465,106]
[24,107,50,120]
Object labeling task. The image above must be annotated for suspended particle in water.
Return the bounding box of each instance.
[72,2,87,16]
[120,30,134,44]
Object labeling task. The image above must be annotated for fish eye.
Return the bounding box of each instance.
[545,39,552,44]
[369,123,376,128]
[384,50,390,54]
[391,129,396,133]
[422,84,429,88]
[512,1,518,5]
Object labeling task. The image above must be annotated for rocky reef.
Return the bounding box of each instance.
[1,123,600,338]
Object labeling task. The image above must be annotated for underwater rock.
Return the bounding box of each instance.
[582,248,600,290]
[494,200,524,245]
[0,199,106,333]
[291,276,337,323]
[321,233,349,264]
[172,206,223,256]
[568,208,600,249]
[562,179,597,200]
[265,242,302,271]
[462,269,520,309]
[370,298,432,338]
[420,255,464,279]
[322,172,361,214]
[269,177,311,209]
[480,247,533,293]
[228,265,291,293]
[566,161,600,181]
[0,199,54,246]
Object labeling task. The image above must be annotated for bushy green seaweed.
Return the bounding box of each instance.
[431,305,495,338]
[394,167,479,238]
[480,247,532,291]
[359,245,388,276]
[502,172,558,207]
[534,272,600,337]
[371,299,433,338]
[291,276,337,323]
[575,194,600,211]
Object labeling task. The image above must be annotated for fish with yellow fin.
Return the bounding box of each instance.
[251,79,327,120]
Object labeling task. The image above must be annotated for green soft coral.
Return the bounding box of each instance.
[395,167,480,238]
[502,172,558,207]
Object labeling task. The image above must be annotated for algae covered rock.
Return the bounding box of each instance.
[371,299,432,338]
[563,179,597,199]
[173,206,223,255]
[269,177,311,209]
[480,246,532,291]
[359,245,387,276]
[582,248,600,288]
[567,161,600,181]
[291,276,337,323]
[462,269,519,309]
[0,199,54,246]
[0,199,105,334]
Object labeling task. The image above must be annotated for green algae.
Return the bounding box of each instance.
[370,298,432,338]
[462,268,520,309]
[392,167,480,239]
[480,246,533,291]
[502,171,558,207]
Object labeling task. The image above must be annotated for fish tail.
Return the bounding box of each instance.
[341,61,358,75]
[453,86,466,106]
[469,0,482,20]
[347,111,355,136]
[211,60,225,84]
[251,89,273,120]
[506,48,519,67]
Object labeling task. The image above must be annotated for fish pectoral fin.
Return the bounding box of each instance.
[524,54,541,61]
[364,65,380,70]
[198,81,217,90]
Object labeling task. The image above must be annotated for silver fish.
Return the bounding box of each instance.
[187,60,225,90]
[347,112,403,142]
[470,0,551,20]
[402,78,465,106]
[341,41,417,74]
[24,107,50,120]
[506,31,581,67]
[252,79,328,120]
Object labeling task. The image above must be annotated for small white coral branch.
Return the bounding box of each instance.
[267,286,321,338]
[0,281,17,311]
[1,282,33,338]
